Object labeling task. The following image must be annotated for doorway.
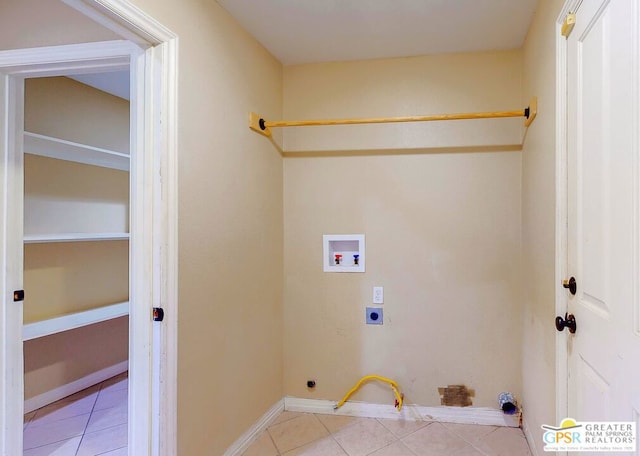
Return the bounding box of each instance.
[21,72,131,454]
[0,28,177,455]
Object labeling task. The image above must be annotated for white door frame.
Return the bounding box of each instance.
[555,0,584,427]
[0,2,178,455]
[555,0,580,427]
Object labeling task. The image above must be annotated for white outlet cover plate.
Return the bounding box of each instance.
[373,286,383,304]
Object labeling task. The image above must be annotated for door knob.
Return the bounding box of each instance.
[555,312,577,334]
[562,277,577,295]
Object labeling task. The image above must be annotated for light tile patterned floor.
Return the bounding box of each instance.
[23,372,128,456]
[243,411,531,456]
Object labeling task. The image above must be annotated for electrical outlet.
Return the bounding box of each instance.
[366,307,383,325]
[373,286,384,304]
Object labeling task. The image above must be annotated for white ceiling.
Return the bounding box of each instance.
[216,0,539,65]
[64,1,539,98]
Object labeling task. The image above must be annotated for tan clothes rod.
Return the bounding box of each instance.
[249,96,537,137]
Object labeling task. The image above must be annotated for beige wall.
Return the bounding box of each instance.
[22,77,130,401]
[0,0,120,50]
[25,77,130,153]
[283,52,523,152]
[24,318,129,399]
[283,52,523,408]
[24,240,128,322]
[520,0,564,453]
[3,2,285,453]
[125,2,284,454]
[24,155,129,236]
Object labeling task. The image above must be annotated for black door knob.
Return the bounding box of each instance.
[563,277,577,295]
[555,312,577,333]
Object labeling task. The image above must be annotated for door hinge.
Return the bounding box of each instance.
[562,13,576,38]
[153,307,164,322]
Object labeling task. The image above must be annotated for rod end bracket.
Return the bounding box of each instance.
[249,112,272,137]
[524,96,537,127]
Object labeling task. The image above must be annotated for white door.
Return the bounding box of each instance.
[565,0,640,432]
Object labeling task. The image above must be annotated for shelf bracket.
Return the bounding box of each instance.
[524,96,537,127]
[249,112,272,137]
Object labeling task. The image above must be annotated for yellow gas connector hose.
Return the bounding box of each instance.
[334,375,404,411]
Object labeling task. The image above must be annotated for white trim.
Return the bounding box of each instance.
[24,233,130,243]
[0,65,26,456]
[22,301,129,341]
[62,2,179,455]
[62,0,176,47]
[24,132,130,171]
[153,37,180,456]
[222,400,285,456]
[127,31,155,456]
[522,415,541,456]
[556,0,583,430]
[559,0,584,19]
[24,360,128,414]
[223,397,521,455]
[283,397,520,427]
[0,40,133,77]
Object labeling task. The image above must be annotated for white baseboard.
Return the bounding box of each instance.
[223,396,520,455]
[24,360,128,413]
[522,415,540,456]
[223,399,285,456]
[284,397,520,428]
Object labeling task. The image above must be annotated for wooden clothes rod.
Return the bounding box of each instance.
[249,96,537,137]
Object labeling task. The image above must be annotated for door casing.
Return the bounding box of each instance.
[0,2,178,455]
[555,0,583,429]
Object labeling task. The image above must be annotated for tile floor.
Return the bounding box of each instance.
[243,411,531,456]
[23,377,531,456]
[23,372,128,456]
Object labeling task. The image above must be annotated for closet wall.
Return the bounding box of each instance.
[283,50,523,407]
[23,76,130,401]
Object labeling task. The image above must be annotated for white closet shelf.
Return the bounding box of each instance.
[23,301,129,341]
[24,233,130,244]
[23,131,130,171]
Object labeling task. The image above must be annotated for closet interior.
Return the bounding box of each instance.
[22,75,130,417]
